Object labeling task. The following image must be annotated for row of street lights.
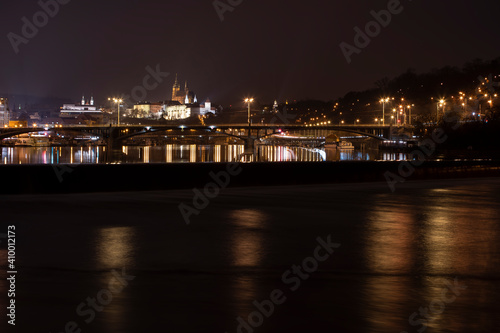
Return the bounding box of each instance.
[378,97,414,125]
[108,98,123,125]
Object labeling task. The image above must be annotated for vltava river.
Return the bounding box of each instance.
[0,145,407,164]
[1,178,499,332]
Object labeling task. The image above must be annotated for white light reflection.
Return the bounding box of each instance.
[97,227,136,269]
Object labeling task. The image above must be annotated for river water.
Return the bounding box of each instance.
[0,145,408,164]
[1,178,499,332]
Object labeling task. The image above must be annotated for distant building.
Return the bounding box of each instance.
[163,101,190,120]
[60,95,103,118]
[9,120,28,128]
[189,99,216,117]
[0,97,10,127]
[128,77,215,120]
[172,74,197,104]
[162,99,215,120]
[133,102,163,118]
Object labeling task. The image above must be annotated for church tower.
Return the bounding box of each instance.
[172,74,181,101]
[184,81,191,104]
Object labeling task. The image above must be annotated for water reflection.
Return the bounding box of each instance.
[96,227,136,269]
[325,147,376,161]
[364,198,415,274]
[95,227,135,333]
[228,209,268,317]
[422,187,500,276]
[363,276,412,332]
[0,145,407,164]
[229,209,267,267]
[362,184,500,332]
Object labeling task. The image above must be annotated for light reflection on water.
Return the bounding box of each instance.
[229,209,269,315]
[96,226,136,269]
[362,183,500,332]
[0,145,407,164]
[229,209,268,267]
[365,199,415,274]
[94,226,136,333]
[1,180,500,331]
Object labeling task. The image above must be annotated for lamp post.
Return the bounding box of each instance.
[436,99,444,123]
[439,99,445,122]
[244,98,254,128]
[108,98,123,126]
[380,98,390,125]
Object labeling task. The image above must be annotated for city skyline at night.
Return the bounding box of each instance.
[1,1,500,105]
[2,2,500,333]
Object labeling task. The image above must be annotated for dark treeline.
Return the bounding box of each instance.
[284,57,500,125]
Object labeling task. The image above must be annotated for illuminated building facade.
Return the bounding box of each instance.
[60,95,103,118]
[130,77,215,120]
[162,99,215,120]
[133,102,163,119]
[0,97,9,127]
[163,101,190,120]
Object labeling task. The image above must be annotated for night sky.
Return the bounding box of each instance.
[1,0,500,106]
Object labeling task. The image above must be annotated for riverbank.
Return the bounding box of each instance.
[2,160,500,195]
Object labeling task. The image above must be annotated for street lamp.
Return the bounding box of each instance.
[108,98,123,126]
[380,98,390,125]
[244,98,254,128]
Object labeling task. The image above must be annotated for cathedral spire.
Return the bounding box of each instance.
[174,74,180,88]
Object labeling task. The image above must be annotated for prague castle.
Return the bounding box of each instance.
[132,74,214,120]
[171,74,197,104]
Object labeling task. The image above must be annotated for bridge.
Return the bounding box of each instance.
[0,123,401,161]
[0,123,395,140]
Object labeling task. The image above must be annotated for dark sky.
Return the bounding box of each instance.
[1,0,500,106]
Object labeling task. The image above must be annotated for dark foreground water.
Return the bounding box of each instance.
[1,178,500,332]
